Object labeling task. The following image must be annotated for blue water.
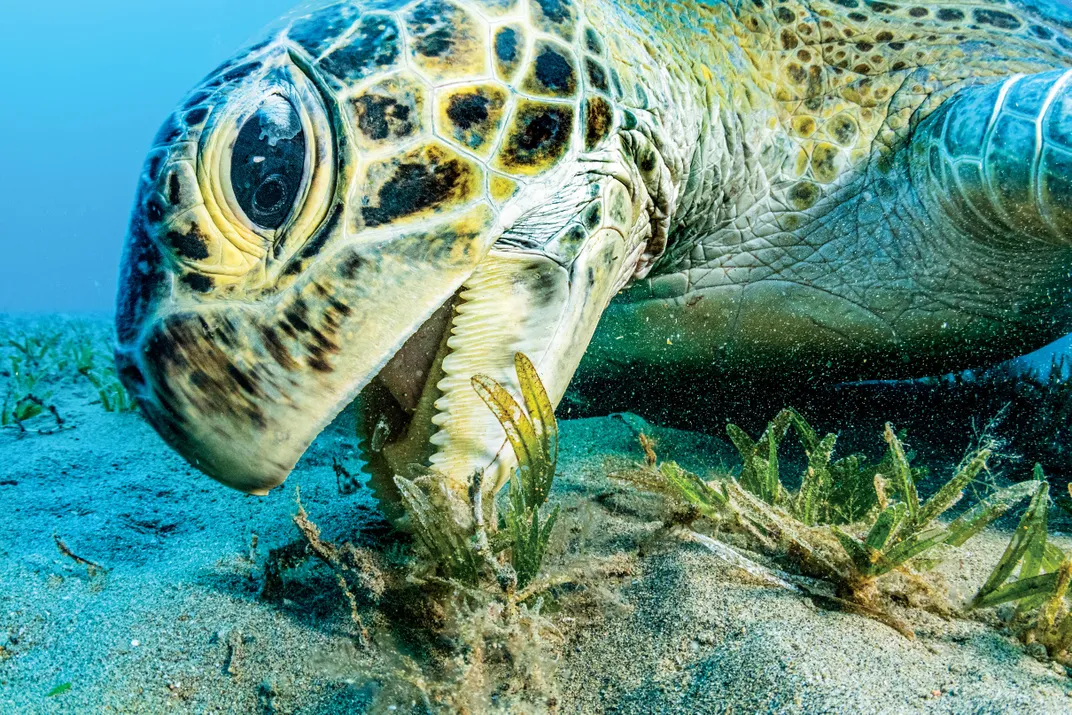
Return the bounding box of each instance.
[0,0,293,314]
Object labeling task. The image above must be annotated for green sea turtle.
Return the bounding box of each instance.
[116,0,1072,499]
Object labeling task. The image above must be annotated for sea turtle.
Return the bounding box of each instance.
[116,0,1072,500]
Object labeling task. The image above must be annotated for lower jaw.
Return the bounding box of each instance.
[352,250,571,511]
[353,232,630,514]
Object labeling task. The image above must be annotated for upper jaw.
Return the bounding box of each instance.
[117,206,498,495]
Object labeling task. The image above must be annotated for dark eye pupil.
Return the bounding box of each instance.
[254,176,287,213]
[231,96,305,230]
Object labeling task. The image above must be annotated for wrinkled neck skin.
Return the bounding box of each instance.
[585,0,758,262]
[586,0,1072,385]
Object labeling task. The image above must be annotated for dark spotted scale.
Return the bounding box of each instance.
[494,24,525,81]
[494,100,575,175]
[585,58,610,95]
[531,0,577,41]
[316,14,402,83]
[523,41,578,98]
[349,76,426,150]
[583,97,613,151]
[439,85,509,156]
[404,0,486,81]
[360,143,482,227]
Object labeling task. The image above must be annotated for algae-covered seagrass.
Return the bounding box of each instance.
[968,469,1072,663]
[2,331,64,433]
[277,354,579,709]
[395,352,562,594]
[615,410,1042,637]
[114,0,1072,505]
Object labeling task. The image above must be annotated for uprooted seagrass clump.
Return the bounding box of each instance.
[392,352,563,598]
[281,353,624,712]
[615,408,1041,638]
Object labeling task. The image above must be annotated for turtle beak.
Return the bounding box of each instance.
[115,206,496,495]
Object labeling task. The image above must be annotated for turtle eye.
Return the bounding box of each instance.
[231,95,306,230]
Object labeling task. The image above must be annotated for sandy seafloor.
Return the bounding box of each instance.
[2,316,1072,714]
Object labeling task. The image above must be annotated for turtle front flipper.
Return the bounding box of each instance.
[911,68,1072,249]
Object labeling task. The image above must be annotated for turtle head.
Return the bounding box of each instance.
[115,1,658,496]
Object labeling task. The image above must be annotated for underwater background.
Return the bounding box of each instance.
[0,0,294,314]
[6,1,1072,713]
